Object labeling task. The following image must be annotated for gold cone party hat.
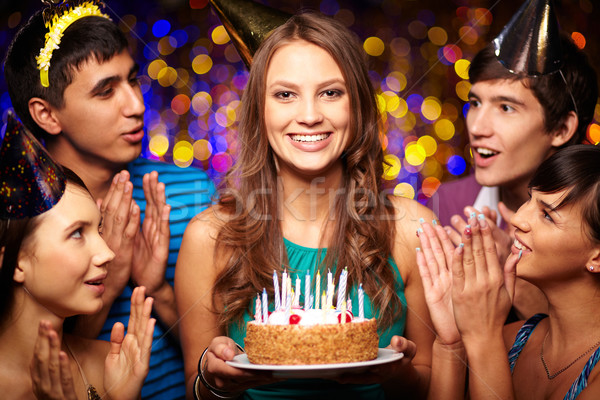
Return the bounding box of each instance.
[209,0,291,69]
[492,0,562,76]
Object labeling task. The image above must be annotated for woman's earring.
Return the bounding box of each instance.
[589,266,595,272]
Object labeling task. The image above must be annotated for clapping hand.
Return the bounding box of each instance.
[416,220,461,346]
[30,321,77,400]
[99,171,140,303]
[131,171,170,297]
[450,215,519,342]
[103,287,155,400]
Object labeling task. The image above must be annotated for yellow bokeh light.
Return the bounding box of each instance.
[157,67,178,87]
[173,140,194,168]
[363,36,385,57]
[376,94,386,114]
[428,27,448,46]
[455,80,472,102]
[211,25,230,45]
[434,119,456,141]
[454,59,470,80]
[389,98,408,118]
[149,134,169,157]
[418,135,437,157]
[192,54,213,75]
[421,97,442,121]
[381,91,400,113]
[394,182,415,199]
[383,154,401,180]
[194,139,213,161]
[147,59,167,80]
[404,142,427,166]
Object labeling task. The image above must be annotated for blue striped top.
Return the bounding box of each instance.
[98,158,215,400]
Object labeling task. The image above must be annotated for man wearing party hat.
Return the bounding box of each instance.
[426,0,598,320]
[3,1,214,398]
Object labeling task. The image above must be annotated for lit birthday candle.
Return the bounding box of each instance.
[294,275,301,307]
[304,272,311,311]
[273,270,280,311]
[336,267,347,311]
[255,293,261,322]
[358,283,364,319]
[315,271,320,309]
[281,269,287,311]
[262,288,268,324]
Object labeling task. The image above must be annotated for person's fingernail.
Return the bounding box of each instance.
[518,249,523,260]
[119,172,127,183]
[419,218,425,224]
[458,243,464,253]
[478,215,487,228]
[464,225,471,237]
[124,182,131,194]
[416,228,423,237]
[470,211,476,219]
[416,247,421,252]
[432,219,438,226]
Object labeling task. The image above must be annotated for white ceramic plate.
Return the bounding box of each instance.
[226,348,404,378]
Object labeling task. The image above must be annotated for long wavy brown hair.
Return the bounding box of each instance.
[213,12,401,331]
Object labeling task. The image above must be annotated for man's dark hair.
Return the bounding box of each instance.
[4,10,128,140]
[469,34,598,146]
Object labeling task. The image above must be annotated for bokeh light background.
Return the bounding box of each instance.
[1,0,599,203]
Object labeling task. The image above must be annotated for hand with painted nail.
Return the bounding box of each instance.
[103,287,155,400]
[451,215,515,342]
[416,220,461,346]
[464,204,515,266]
[30,321,77,400]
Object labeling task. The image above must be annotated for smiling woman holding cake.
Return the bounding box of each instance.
[175,11,434,400]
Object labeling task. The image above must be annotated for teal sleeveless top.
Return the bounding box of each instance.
[228,238,407,400]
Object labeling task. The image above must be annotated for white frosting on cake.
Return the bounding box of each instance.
[265,308,355,326]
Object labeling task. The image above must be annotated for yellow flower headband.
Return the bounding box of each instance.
[36,0,111,87]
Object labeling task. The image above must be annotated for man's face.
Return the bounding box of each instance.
[466,79,559,189]
[52,50,145,170]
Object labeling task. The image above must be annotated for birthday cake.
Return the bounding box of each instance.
[244,270,379,365]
